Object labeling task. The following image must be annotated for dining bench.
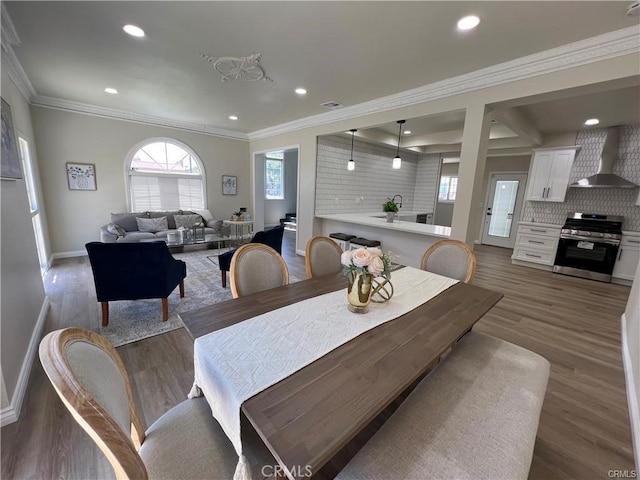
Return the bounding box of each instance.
[335,331,550,480]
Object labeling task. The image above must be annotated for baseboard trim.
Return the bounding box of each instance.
[621,312,640,470]
[1,297,50,427]
[51,250,86,260]
[296,248,305,257]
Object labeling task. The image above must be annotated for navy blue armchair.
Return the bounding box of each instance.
[86,241,187,326]
[219,226,284,288]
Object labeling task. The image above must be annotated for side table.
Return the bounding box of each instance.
[223,220,253,246]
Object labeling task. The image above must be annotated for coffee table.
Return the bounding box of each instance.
[140,233,230,253]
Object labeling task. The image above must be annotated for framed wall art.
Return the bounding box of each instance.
[66,162,97,190]
[1,97,23,180]
[222,175,237,195]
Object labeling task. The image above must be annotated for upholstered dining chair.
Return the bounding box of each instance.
[39,327,273,480]
[218,225,284,288]
[229,243,289,298]
[85,241,186,326]
[305,236,343,278]
[420,239,477,283]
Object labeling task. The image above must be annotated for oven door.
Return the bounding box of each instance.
[553,234,620,281]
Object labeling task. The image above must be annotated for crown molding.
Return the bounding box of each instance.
[1,4,37,101]
[248,26,640,141]
[31,96,250,141]
[1,3,19,48]
[3,13,638,144]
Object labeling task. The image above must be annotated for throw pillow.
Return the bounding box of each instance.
[175,214,203,229]
[106,223,126,237]
[136,216,168,233]
[192,209,214,222]
[111,212,149,232]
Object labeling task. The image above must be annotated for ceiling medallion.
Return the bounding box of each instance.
[200,52,273,83]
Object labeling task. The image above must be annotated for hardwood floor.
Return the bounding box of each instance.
[1,237,635,479]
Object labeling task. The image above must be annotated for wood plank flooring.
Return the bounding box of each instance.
[1,235,635,479]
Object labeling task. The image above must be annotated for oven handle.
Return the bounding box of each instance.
[560,234,620,245]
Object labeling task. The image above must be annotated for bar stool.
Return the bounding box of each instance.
[329,233,356,251]
[349,237,381,250]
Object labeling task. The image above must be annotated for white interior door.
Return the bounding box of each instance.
[482,173,527,248]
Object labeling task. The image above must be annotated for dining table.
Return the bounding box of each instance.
[180,267,503,480]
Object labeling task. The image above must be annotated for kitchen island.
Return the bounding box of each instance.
[317,212,450,268]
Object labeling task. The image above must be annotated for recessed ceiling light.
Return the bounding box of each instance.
[457,15,480,31]
[123,24,145,38]
[403,130,412,135]
[295,88,307,95]
[104,87,118,94]
[584,118,600,126]
[229,115,238,121]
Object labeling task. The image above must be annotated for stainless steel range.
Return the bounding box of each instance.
[553,213,623,283]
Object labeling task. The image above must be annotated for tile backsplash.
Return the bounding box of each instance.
[315,135,440,215]
[523,125,640,231]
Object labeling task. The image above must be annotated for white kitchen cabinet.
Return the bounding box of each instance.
[525,147,579,202]
[511,223,562,270]
[612,233,640,282]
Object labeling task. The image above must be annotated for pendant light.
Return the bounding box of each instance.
[392,120,406,169]
[348,129,357,171]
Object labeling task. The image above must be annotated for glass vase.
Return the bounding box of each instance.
[347,272,373,314]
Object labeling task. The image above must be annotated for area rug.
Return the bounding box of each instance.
[96,249,302,347]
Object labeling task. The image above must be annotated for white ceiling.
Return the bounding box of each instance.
[3,1,640,151]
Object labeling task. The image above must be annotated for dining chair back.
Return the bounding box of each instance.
[218,225,284,288]
[230,243,289,298]
[305,236,344,278]
[39,327,272,480]
[420,239,477,283]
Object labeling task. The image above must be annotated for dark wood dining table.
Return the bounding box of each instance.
[180,272,503,480]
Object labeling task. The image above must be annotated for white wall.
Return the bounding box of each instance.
[30,106,251,255]
[1,60,47,423]
[623,261,640,469]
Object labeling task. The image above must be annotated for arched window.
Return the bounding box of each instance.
[126,139,206,211]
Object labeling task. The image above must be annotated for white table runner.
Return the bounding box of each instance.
[189,267,458,479]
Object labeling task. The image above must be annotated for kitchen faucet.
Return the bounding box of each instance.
[392,194,403,219]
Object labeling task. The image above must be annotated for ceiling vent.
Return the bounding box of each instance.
[627,1,640,16]
[320,101,345,110]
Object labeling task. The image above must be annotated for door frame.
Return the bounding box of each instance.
[251,144,300,248]
[480,171,528,248]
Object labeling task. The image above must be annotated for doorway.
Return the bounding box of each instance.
[252,146,299,247]
[481,173,527,249]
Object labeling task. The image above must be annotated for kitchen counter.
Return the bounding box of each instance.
[316,212,450,238]
[316,212,450,268]
[517,221,563,229]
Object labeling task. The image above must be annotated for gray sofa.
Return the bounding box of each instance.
[100,210,230,243]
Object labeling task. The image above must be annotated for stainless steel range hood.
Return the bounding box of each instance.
[570,127,638,189]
